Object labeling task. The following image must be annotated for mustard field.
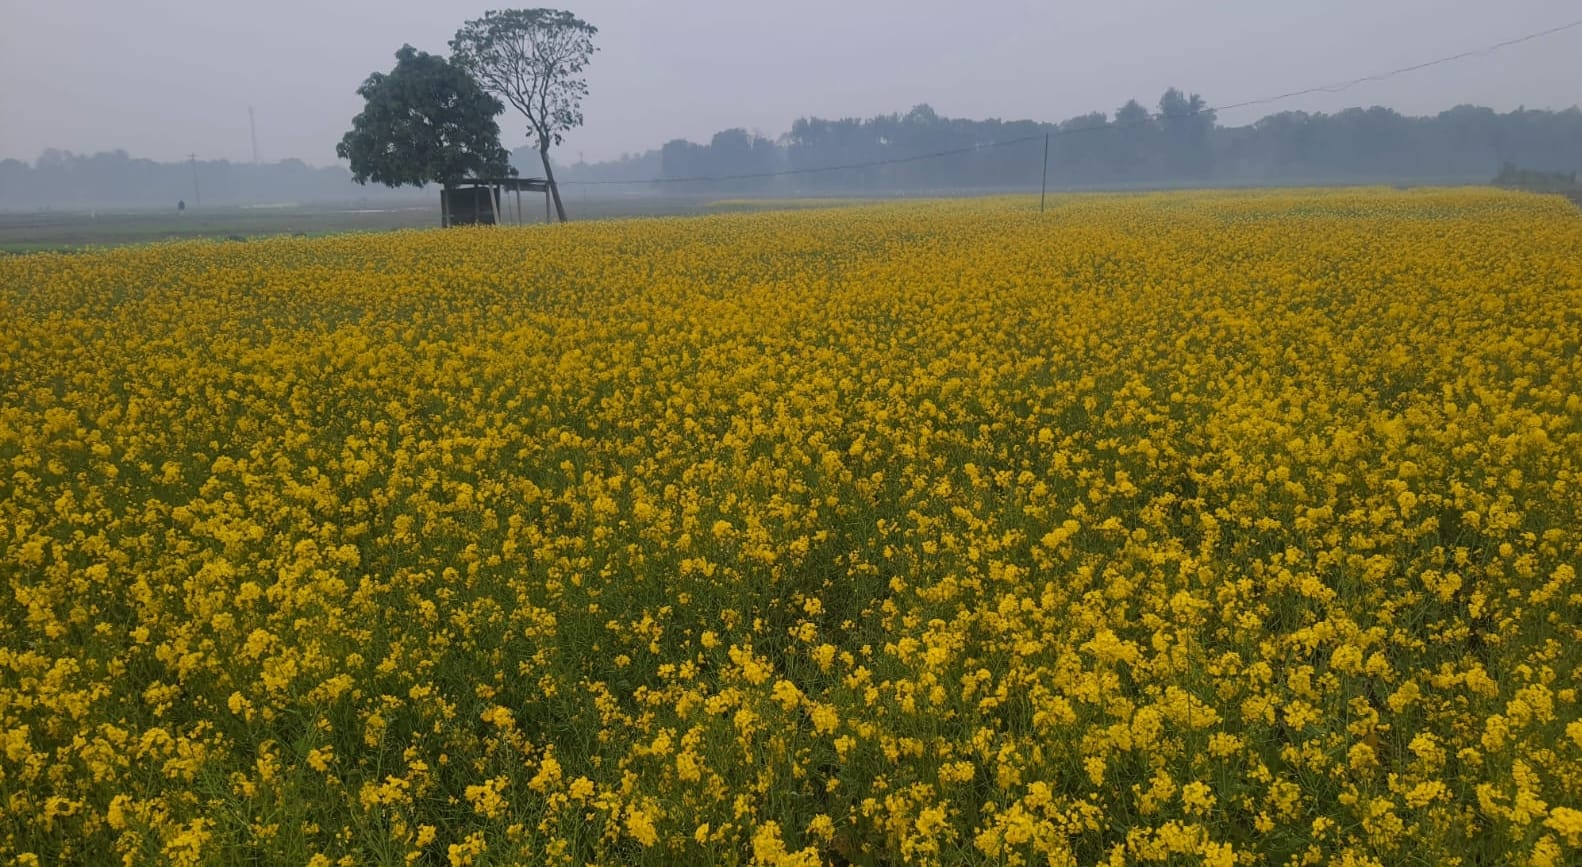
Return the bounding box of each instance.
[2,190,1580,866]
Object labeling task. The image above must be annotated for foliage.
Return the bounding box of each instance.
[336,45,514,190]
[9,101,1582,208]
[567,100,1582,193]
[660,129,779,192]
[0,151,378,210]
[1494,163,1580,193]
[2,190,1581,865]
[451,8,598,221]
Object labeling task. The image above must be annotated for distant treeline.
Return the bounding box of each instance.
[1493,162,1579,193]
[0,153,420,210]
[553,94,1582,193]
[7,93,1582,209]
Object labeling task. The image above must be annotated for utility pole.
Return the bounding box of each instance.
[188,153,201,207]
[249,106,260,164]
[1040,133,1050,213]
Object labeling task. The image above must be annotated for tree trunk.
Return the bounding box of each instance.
[540,146,567,222]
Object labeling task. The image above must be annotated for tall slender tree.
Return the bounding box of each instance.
[450,9,598,222]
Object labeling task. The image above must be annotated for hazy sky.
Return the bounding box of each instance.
[2,0,1578,166]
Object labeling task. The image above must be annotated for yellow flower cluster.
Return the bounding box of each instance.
[1,189,1579,864]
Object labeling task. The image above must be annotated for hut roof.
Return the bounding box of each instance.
[461,177,550,192]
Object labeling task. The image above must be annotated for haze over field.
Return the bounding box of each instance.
[2,0,1579,166]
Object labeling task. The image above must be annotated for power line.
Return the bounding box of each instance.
[565,134,1047,186]
[1212,16,1582,115]
[561,17,1582,187]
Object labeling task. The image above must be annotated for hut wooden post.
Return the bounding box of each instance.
[449,177,551,226]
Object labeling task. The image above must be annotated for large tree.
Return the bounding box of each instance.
[1158,88,1215,179]
[336,45,514,191]
[450,9,598,222]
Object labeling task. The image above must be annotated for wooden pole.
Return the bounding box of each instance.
[1040,133,1049,213]
[544,189,551,224]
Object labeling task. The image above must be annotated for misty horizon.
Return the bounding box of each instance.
[2,0,1578,169]
[7,95,1579,213]
[8,94,1582,173]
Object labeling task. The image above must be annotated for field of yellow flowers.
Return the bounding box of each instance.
[2,189,1581,866]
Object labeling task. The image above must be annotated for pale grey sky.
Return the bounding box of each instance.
[1,0,1578,166]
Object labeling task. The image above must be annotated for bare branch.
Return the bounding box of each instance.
[452,8,595,154]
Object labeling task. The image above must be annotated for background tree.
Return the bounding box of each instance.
[659,129,778,193]
[1110,99,1158,181]
[336,45,514,190]
[450,9,598,222]
[1158,88,1215,179]
[7,98,1581,210]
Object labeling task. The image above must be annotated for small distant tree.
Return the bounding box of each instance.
[336,45,514,191]
[1111,99,1158,181]
[450,9,598,222]
[1158,88,1215,179]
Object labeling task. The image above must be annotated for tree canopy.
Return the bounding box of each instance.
[550,96,1582,195]
[451,9,598,221]
[336,45,514,190]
